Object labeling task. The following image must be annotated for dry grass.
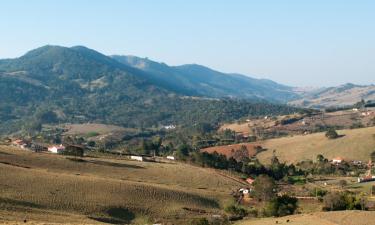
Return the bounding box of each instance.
[257,126,375,164]
[64,123,131,135]
[235,211,375,225]
[0,146,241,224]
[201,143,259,159]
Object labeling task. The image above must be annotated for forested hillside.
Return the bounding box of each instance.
[0,45,300,134]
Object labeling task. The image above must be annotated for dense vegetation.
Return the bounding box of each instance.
[0,45,301,134]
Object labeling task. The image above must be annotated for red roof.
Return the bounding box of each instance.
[246,178,255,184]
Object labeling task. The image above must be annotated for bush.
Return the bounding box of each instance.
[190,218,209,225]
[224,204,248,217]
[325,128,339,139]
[265,195,298,217]
[323,192,367,211]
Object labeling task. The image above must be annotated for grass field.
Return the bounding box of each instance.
[257,126,375,164]
[201,143,259,159]
[0,146,242,224]
[235,211,375,225]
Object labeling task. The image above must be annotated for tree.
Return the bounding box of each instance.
[176,143,190,160]
[265,195,298,217]
[253,175,276,202]
[323,192,347,211]
[316,154,325,163]
[325,128,339,139]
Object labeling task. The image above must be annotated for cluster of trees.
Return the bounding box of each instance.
[297,154,364,176]
[323,192,367,211]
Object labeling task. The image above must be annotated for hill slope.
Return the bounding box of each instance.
[290,83,375,108]
[0,45,299,134]
[112,55,299,102]
[0,146,241,224]
[257,126,375,164]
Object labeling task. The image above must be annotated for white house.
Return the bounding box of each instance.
[48,145,65,154]
[166,156,175,160]
[130,156,143,161]
[332,157,344,164]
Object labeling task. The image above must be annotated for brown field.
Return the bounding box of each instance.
[257,126,375,164]
[220,109,375,137]
[200,143,259,159]
[236,211,375,225]
[64,123,131,135]
[0,145,242,224]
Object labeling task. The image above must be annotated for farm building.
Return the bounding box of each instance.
[246,177,255,185]
[12,139,28,149]
[130,155,144,161]
[332,157,344,164]
[166,156,175,160]
[48,145,66,154]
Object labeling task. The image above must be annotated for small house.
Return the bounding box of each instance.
[12,139,28,149]
[48,145,66,154]
[130,155,144,161]
[166,156,175,160]
[332,157,344,164]
[246,177,255,185]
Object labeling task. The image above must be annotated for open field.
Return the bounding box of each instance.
[235,211,375,225]
[0,146,242,224]
[63,123,131,135]
[220,109,375,137]
[201,143,259,159]
[257,126,375,164]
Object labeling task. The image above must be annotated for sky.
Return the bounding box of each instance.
[0,0,374,87]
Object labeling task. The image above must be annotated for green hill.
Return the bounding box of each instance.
[0,45,299,134]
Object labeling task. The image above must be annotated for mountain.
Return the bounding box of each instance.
[289,83,375,108]
[111,55,299,102]
[0,45,299,134]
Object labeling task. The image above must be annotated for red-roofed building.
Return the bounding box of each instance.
[332,157,344,164]
[246,177,255,185]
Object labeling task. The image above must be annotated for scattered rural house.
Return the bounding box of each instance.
[246,177,255,185]
[332,157,344,164]
[48,144,66,154]
[12,139,28,149]
[166,155,175,160]
[130,155,144,162]
[163,125,176,130]
[353,108,359,112]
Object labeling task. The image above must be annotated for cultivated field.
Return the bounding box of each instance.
[0,146,242,224]
[257,126,375,164]
[236,211,375,225]
[201,143,259,159]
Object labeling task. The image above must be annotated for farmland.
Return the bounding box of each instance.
[0,146,242,224]
[235,211,375,225]
[257,126,375,164]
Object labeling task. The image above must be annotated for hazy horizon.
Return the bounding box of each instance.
[0,0,374,87]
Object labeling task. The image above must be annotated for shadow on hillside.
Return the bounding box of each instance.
[0,197,43,209]
[87,160,145,169]
[89,207,135,224]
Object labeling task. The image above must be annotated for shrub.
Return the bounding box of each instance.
[325,128,338,139]
[323,192,366,211]
[190,218,209,225]
[265,195,298,217]
[224,204,248,217]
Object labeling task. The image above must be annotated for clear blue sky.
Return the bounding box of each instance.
[0,0,374,87]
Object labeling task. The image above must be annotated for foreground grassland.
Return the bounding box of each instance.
[235,211,375,225]
[0,146,241,224]
[257,126,375,164]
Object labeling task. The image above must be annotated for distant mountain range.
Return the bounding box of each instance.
[0,45,300,134]
[290,83,375,108]
[0,45,373,134]
[111,55,299,102]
